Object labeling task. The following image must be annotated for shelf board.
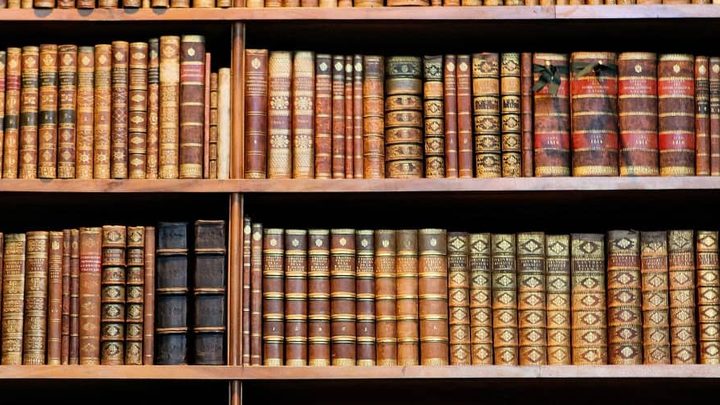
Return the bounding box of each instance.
[0,365,237,379]
[0,179,236,193]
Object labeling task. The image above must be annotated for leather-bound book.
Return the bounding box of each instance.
[242,219,251,366]
[48,231,63,365]
[444,55,459,178]
[156,222,189,365]
[447,232,469,365]
[194,220,227,365]
[517,232,546,365]
[640,231,671,364]
[501,53,522,177]
[570,52,619,176]
[151,0,168,6]
[58,0,74,7]
[314,54,332,179]
[2,234,25,365]
[356,230,375,366]
[697,231,720,364]
[217,68,231,179]
[61,230,71,364]
[520,53,533,177]
[24,231,49,365]
[419,229,448,366]
[58,45,78,179]
[696,57,711,175]
[533,53,570,176]
[101,226,126,365]
[658,54,695,176]
[209,72,218,179]
[711,58,720,175]
[363,55,385,179]
[76,46,94,180]
[69,229,80,364]
[668,230,696,364]
[423,56,445,178]
[469,233,492,365]
[76,0,93,7]
[293,52,315,179]
[250,223,263,365]
[147,39,160,179]
[456,55,473,178]
[396,230,419,365]
[385,56,423,178]
[571,233,607,365]
[142,226,155,365]
[128,43,148,179]
[0,52,7,170]
[94,44,112,179]
[125,226,145,365]
[285,230,308,366]
[263,228,284,366]
[353,55,364,178]
[3,48,20,179]
[244,49,268,179]
[38,44,58,179]
[79,227,102,365]
[179,36,205,179]
[268,51,292,179]
[308,229,330,366]
[344,56,354,178]
[330,229,356,365]
[387,0,429,5]
[546,235,571,364]
[492,234,518,365]
[607,230,642,365]
[111,42,129,179]
[375,230,397,366]
[159,36,181,179]
[19,46,39,179]
[98,0,117,7]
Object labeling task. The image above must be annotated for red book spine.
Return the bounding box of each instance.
[533,53,570,176]
[658,54,695,176]
[444,55,459,178]
[353,55,364,178]
[696,56,711,176]
[520,52,533,177]
[456,55,474,178]
[314,54,332,179]
[332,55,345,178]
[362,56,385,179]
[344,56,354,178]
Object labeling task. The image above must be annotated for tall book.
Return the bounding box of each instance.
[3,48,20,179]
[292,52,315,179]
[242,219,251,366]
[61,230,71,364]
[244,49,268,179]
[385,56,423,178]
[419,229,448,366]
[217,68,231,179]
[375,230,397,366]
[268,51,292,179]
[456,55,473,178]
[128,43,148,179]
[58,45,78,179]
[517,232,546,365]
[76,46,94,179]
[330,229,356,365]
[668,230,697,364]
[352,55,363,178]
[1,234,25,365]
[159,36,181,179]
[423,55,445,178]
[308,229,330,366]
[47,231,63,365]
[396,229,419,365]
[696,56,711,175]
[641,231,671,364]
[520,53,533,177]
[444,55,459,178]
[607,230,642,365]
[533,53,570,176]
[492,234,518,365]
[111,41,129,179]
[142,226,155,365]
[250,223,263,365]
[501,53,522,177]
[697,231,720,364]
[101,226,126,365]
[285,230,308,366]
[344,55,353,177]
[314,54,332,179]
[209,72,219,179]
[146,39,160,179]
[546,235,571,365]
[331,55,345,178]
[711,57,720,175]
[262,228,284,366]
[19,46,39,179]
[469,233,492,365]
[447,232,469,365]
[658,54,695,176]
[571,233,607,365]
[363,55,385,179]
[69,229,80,364]
[94,44,112,179]
[23,235,49,365]
[125,226,144,365]
[38,44,58,179]
[79,227,102,365]
[156,222,188,365]
[356,230,375,366]
[179,36,205,179]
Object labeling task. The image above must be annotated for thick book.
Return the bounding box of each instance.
[456,55,473,178]
[469,233,492,365]
[19,46,39,179]
[101,226,126,365]
[128,42,148,179]
[444,55,459,178]
[697,231,720,364]
[571,233,607,365]
[285,230,308,366]
[546,235,571,364]
[423,55,445,178]
[447,232,469,365]
[38,44,58,179]
[125,226,145,365]
[3,48,20,179]
[641,231,671,364]
[314,54,332,179]
[385,56,423,178]
[492,234,518,365]
[146,39,160,179]
[58,45,78,179]
[94,44,112,179]
[61,230,71,364]
[520,53,533,177]
[533,53,570,176]
[250,223,263,365]
[658,54,695,176]
[268,51,292,179]
[517,232,547,365]
[607,230,642,365]
[69,229,80,364]
[76,46,94,180]
[308,229,330,366]
[501,53,522,177]
[711,57,720,175]
[668,230,697,364]
[47,231,63,365]
[245,49,268,179]
[156,222,189,365]
[111,41,129,179]
[353,55,363,179]
[79,227,102,365]
[330,229,356,365]
[262,228,284,366]
[331,55,345,178]
[396,229,419,365]
[292,52,315,179]
[242,219,251,366]
[179,36,206,179]
[356,230,375,366]
[419,229,449,366]
[159,36,181,179]
[2,234,25,365]
[375,230,397,366]
[143,226,155,365]
[363,55,385,179]
[696,56,711,175]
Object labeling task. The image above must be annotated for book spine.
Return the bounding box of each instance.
[711,58,720,175]
[58,45,78,179]
[209,72,218,179]
[492,234,518,365]
[293,51,315,179]
[38,44,58,179]
[128,43,148,179]
[423,55,445,178]
[76,0,94,7]
[285,230,308,366]
[658,54,695,176]
[69,229,80,364]
[668,230,697,364]
[697,231,720,364]
[155,223,188,365]
[353,55,363,178]
[203,55,210,180]
[418,229,449,366]
[23,231,49,365]
[242,219,251,366]
[79,227,102,365]
[447,232,469,365]
[385,56,423,178]
[93,44,112,179]
[533,53,570,176]
[263,228,284,366]
[1,234,25,365]
[308,229,330,366]
[244,49,268,179]
[61,230,71,364]
[375,230,397,366]
[76,46,94,180]
[332,55,346,178]
[125,226,144,365]
[330,229,356,365]
[47,231,63,365]
[363,55,385,179]
[456,55,473,178]
[250,223,264,365]
[517,232,546,365]
[142,226,155,365]
[19,46,39,179]
[111,42,129,179]
[151,0,168,7]
[546,235,571,365]
[314,54,332,179]
[98,0,117,7]
[268,51,292,179]
[641,231,671,364]
[607,230,642,365]
[696,56,711,175]
[146,39,160,179]
[344,56,353,178]
[179,36,205,179]
[217,68,231,179]
[396,229,419,365]
[472,53,502,178]
[356,230,375,366]
[159,36,181,179]
[520,52,533,177]
[469,233,492,365]
[3,48,20,179]
[501,53,522,177]
[101,226,126,365]
[444,55,458,178]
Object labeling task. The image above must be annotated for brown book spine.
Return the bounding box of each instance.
[250,223,263,365]
[76,0,94,8]
[128,43,148,179]
[501,53,522,177]
[396,230,419,365]
[146,39,160,179]
[314,54,332,179]
[293,52,315,179]
[263,228,284,366]
[79,227,102,365]
[641,231,671,364]
[444,55,459,178]
[23,231,49,365]
[151,0,168,7]
[607,230,642,365]
[668,230,697,364]
[61,230,71,364]
[244,49,268,179]
[38,44,58,179]
[546,235,571,365]
[456,55,474,178]
[268,51,292,179]
[98,0,117,7]
[520,53,533,177]
[142,226,155,365]
[711,58,720,175]
[2,234,25,365]
[159,36,181,179]
[284,230,308,366]
[209,72,218,179]
[58,45,78,179]
[385,56,423,179]
[447,232,469,365]
[344,56,354,178]
[375,230,397,366]
[418,229,448,366]
[353,55,364,178]
[19,46,39,179]
[423,55,445,178]
[517,232,547,365]
[472,53,502,178]
[3,48,20,179]
[94,44,112,179]
[58,0,75,7]
[330,229,356,365]
[533,53,570,176]
[111,42,129,179]
[179,36,205,179]
[356,230,375,365]
[124,0,140,7]
[492,234,518,365]
[571,233,607,365]
[34,0,54,6]
[125,227,144,365]
[658,54,695,176]
[469,233,492,365]
[203,56,210,178]
[696,57,711,175]
[69,229,80,364]
[308,229,330,366]
[697,231,720,364]
[363,55,385,179]
[47,231,63,365]
[76,46,94,180]
[242,219,251,366]
[101,226,126,365]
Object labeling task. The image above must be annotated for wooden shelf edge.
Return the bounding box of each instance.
[0,365,240,379]
[0,179,237,193]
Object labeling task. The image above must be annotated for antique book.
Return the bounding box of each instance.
[571,233,607,365]
[250,223,263,365]
[179,36,205,179]
[641,231,671,364]
[375,230,397,366]
[520,53,533,177]
[444,55,459,178]
[607,230,642,365]
[314,54,332,179]
[194,220,227,365]
[696,56,711,175]
[668,230,697,364]
[447,232,469,365]
[61,230,71,364]
[125,226,145,365]
[242,219,251,366]
[469,233,492,365]
[353,55,363,178]
[658,54,695,176]
[159,36,181,179]
[331,229,356,365]
[70,229,80,364]
[356,230,375,366]
[47,231,63,365]
[128,42,148,179]
[697,231,720,364]
[76,46,94,180]
[501,53,522,177]
[147,39,160,179]
[209,72,218,178]
[111,42,129,179]
[58,45,78,179]
[517,232,547,365]
[94,44,112,179]
[217,68,231,179]
[293,51,315,179]
[2,234,25,365]
[268,51,292,179]
[546,235,571,365]
[423,55,445,178]
[308,229,330,366]
[38,44,58,179]
[492,234,518,365]
[151,0,168,6]
[388,0,429,4]
[245,49,268,179]
[101,226,126,365]
[456,55,473,178]
[79,227,102,365]
[396,229,419,365]
[156,222,189,365]
[363,55,385,179]
[263,228,284,366]
[3,48,20,179]
[98,0,117,7]
[19,46,39,179]
[76,0,94,8]
[143,226,155,365]
[533,53,570,176]
[345,56,354,178]
[385,56,423,178]
[285,230,308,366]
[570,52,619,176]
[203,55,210,178]
[711,58,720,175]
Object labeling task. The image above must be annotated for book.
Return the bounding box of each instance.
[641,231,671,364]
[308,229,330,366]
[520,53,533,177]
[330,229,356,365]
[444,55,459,178]
[217,68,231,179]
[658,54,695,176]
[363,55,385,179]
[268,51,292,179]
[385,56,423,178]
[61,230,71,364]
[356,230,375,366]
[94,44,112,179]
[250,223,263,365]
[209,72,218,179]
[100,226,126,366]
[517,232,546,365]
[38,44,58,179]
[146,39,160,179]
[571,233,607,365]
[396,229,419,365]
[668,230,697,363]
[447,232,469,365]
[469,233,492,365]
[159,36,181,179]
[472,52,501,178]
[341,57,353,177]
[375,229,397,366]
[456,55,473,178]
[242,219,251,366]
[285,230,308,366]
[111,41,129,179]
[292,52,315,179]
[155,222,188,365]
[501,53,522,177]
[419,229,449,366]
[19,46,39,179]
[332,55,345,178]
[69,229,80,364]
[128,42,148,179]
[2,234,26,365]
[607,230,642,365]
[546,235,571,365]
[423,55,445,178]
[533,53,570,176]
[696,56,711,175]
[263,228,284,366]
[58,45,78,179]
[125,226,145,365]
[353,55,363,179]
[696,231,720,364]
[314,54,332,179]
[23,232,49,365]
[711,57,720,175]
[76,46,94,180]
[3,48,20,179]
[47,231,63,365]
[492,234,518,365]
[179,36,205,179]
[245,49,268,179]
[79,227,102,365]
[143,226,155,365]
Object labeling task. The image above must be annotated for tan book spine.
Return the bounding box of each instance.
[396,230,419,366]
[146,39,160,179]
[419,229,448,366]
[23,231,49,365]
[696,56,711,176]
[607,230,642,365]
[517,232,546,365]
[571,233,607,365]
[356,230,375,366]
[308,229,329,366]
[129,43,149,179]
[469,233,492,365]
[641,231,671,364]
[94,44,112,179]
[100,226,126,366]
[159,36,181,179]
[363,55,385,179]
[268,51,292,179]
[385,57,423,178]
[38,44,58,179]
[111,42,129,179]
[668,230,697,364]
[423,55,445,178]
[546,235,571,365]
[242,219,251,366]
[375,230,397,366]
[330,229,356,366]
[19,46,39,179]
[125,227,144,365]
[179,36,205,179]
[492,234,517,365]
[79,227,102,365]
[76,46,94,180]
[2,234,26,365]
[142,226,155,365]
[697,231,720,364]
[47,231,64,365]
[217,68,231,179]
[344,56,353,178]
[293,51,315,179]
[69,229,80,364]
[501,53,522,177]
[3,48,21,179]
[61,230,71,364]
[447,232,469,365]
[472,53,501,178]
[456,55,473,178]
[151,0,168,7]
[58,45,78,179]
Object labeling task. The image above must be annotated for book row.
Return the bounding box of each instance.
[1,0,231,7]
[240,222,720,366]
[244,51,717,179]
[0,220,226,366]
[0,36,232,180]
